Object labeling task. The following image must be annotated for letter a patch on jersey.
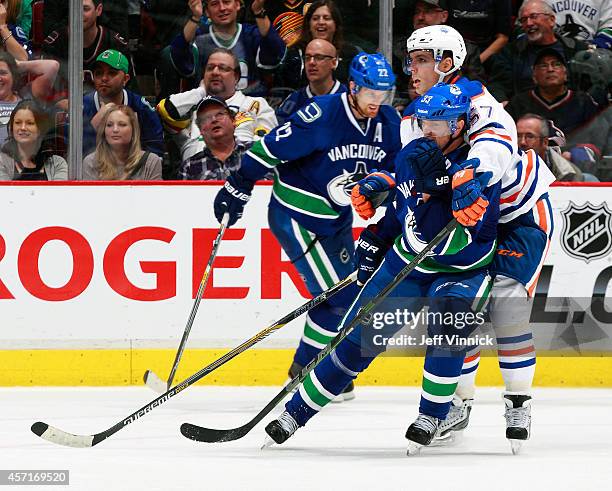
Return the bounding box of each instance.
[374,122,383,143]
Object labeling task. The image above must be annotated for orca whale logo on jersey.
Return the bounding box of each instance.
[327,161,370,206]
[561,202,612,263]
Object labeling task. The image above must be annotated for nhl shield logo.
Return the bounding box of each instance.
[561,202,612,263]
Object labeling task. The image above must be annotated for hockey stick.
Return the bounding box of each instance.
[180,219,459,443]
[30,271,357,448]
[144,213,230,393]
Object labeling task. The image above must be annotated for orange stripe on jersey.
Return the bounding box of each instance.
[469,129,513,142]
[500,150,534,204]
[536,199,549,234]
[464,352,480,363]
[498,346,535,356]
[402,115,415,121]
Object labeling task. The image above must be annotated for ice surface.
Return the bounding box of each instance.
[3,386,611,490]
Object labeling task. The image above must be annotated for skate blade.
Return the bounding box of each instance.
[406,440,424,456]
[261,436,276,450]
[430,430,462,447]
[509,439,524,455]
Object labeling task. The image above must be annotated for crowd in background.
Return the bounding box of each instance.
[0,0,610,182]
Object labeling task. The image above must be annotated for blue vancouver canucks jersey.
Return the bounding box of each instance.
[239,92,402,235]
[379,138,500,274]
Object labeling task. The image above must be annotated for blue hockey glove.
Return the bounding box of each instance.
[448,158,493,227]
[213,172,254,227]
[405,138,450,196]
[351,170,396,220]
[355,227,389,286]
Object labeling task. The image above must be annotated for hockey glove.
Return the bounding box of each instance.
[449,158,493,227]
[351,170,396,220]
[355,226,389,286]
[213,171,255,227]
[408,138,450,196]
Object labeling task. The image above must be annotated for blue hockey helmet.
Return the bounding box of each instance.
[349,52,396,107]
[414,83,470,136]
[349,52,396,91]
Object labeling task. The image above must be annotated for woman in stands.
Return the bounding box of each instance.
[0,98,67,180]
[276,0,359,88]
[83,104,162,180]
[0,0,31,60]
[0,52,59,146]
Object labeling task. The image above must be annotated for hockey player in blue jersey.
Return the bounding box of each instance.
[401,25,555,453]
[263,83,500,453]
[213,52,402,400]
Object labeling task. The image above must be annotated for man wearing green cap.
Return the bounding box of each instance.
[82,49,164,158]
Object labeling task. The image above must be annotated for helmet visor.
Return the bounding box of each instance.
[354,86,395,106]
[417,118,457,137]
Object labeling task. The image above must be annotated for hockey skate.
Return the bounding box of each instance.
[262,411,300,448]
[331,381,355,402]
[405,414,440,455]
[503,393,531,455]
[431,396,473,446]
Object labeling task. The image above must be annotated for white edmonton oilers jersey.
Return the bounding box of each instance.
[401,77,555,223]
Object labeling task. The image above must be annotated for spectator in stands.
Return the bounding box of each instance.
[157,47,277,166]
[276,39,347,124]
[16,0,32,38]
[169,0,286,96]
[83,105,162,180]
[543,0,612,48]
[0,52,60,146]
[392,0,489,102]
[0,99,67,180]
[506,48,599,137]
[276,0,360,88]
[83,49,164,158]
[517,113,599,181]
[43,0,131,99]
[179,95,251,180]
[496,0,588,101]
[0,0,30,61]
[44,0,128,40]
[243,0,309,47]
[446,0,512,64]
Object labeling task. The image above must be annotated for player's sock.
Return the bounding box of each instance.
[285,338,373,426]
[455,347,480,400]
[419,348,464,420]
[497,333,536,393]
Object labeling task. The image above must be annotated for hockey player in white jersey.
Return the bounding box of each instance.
[401,25,556,453]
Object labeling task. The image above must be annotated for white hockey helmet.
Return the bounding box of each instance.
[405,25,467,82]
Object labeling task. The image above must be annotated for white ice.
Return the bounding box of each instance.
[3,386,612,491]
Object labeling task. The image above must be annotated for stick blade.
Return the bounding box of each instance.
[180,422,250,443]
[31,422,95,448]
[143,370,168,394]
